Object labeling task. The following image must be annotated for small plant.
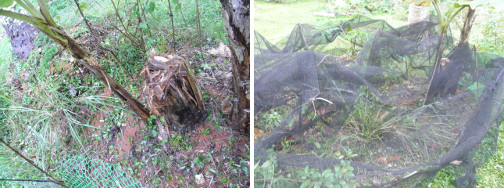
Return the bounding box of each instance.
[346,98,395,141]
[254,154,278,186]
[257,109,284,130]
[202,127,211,135]
[169,132,193,150]
[297,160,357,188]
[192,155,205,168]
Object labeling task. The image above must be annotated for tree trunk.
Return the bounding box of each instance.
[459,8,476,45]
[219,0,250,135]
[423,8,477,105]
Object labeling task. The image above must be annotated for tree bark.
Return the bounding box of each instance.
[220,0,250,134]
[459,8,476,45]
[424,8,477,105]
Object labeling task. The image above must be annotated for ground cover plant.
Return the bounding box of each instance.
[0,0,249,187]
[255,0,504,187]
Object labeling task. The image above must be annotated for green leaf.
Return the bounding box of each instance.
[324,176,336,186]
[339,180,347,185]
[262,160,272,168]
[346,25,352,32]
[455,0,490,8]
[175,2,181,11]
[334,165,340,172]
[79,2,88,10]
[0,0,14,8]
[489,0,504,11]
[468,82,485,90]
[341,167,347,173]
[347,166,354,171]
[335,171,343,178]
[300,180,311,188]
[146,2,156,13]
[139,22,147,29]
[322,169,332,177]
[341,182,349,188]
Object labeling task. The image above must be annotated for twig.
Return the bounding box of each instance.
[73,0,95,35]
[195,0,206,63]
[80,40,135,80]
[167,0,177,50]
[110,0,142,48]
[178,3,188,27]
[134,0,146,50]
[141,0,152,36]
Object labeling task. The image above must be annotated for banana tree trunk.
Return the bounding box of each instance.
[459,8,476,45]
[52,27,151,123]
[0,6,151,123]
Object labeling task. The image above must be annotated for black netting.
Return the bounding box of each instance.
[254,15,504,187]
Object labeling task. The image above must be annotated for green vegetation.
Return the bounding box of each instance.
[0,0,248,187]
[255,153,358,188]
[255,0,504,187]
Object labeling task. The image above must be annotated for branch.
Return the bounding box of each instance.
[0,138,67,187]
[73,0,95,35]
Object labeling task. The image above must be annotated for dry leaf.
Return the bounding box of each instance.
[450,160,462,166]
[387,156,400,162]
[221,98,232,115]
[376,157,387,164]
[208,42,231,57]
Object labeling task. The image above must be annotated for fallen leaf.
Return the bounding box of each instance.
[387,156,400,162]
[376,157,387,164]
[208,42,231,57]
[221,98,232,115]
[450,160,462,166]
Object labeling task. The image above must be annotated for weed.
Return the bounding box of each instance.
[202,127,211,135]
[192,155,205,168]
[169,132,192,150]
[346,97,395,141]
[257,109,285,131]
[297,160,357,188]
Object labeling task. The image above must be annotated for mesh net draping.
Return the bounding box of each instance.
[59,155,143,187]
[254,15,504,187]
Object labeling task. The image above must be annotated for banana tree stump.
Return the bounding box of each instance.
[141,51,207,135]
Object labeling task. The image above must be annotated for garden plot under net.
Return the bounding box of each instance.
[254,15,504,187]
